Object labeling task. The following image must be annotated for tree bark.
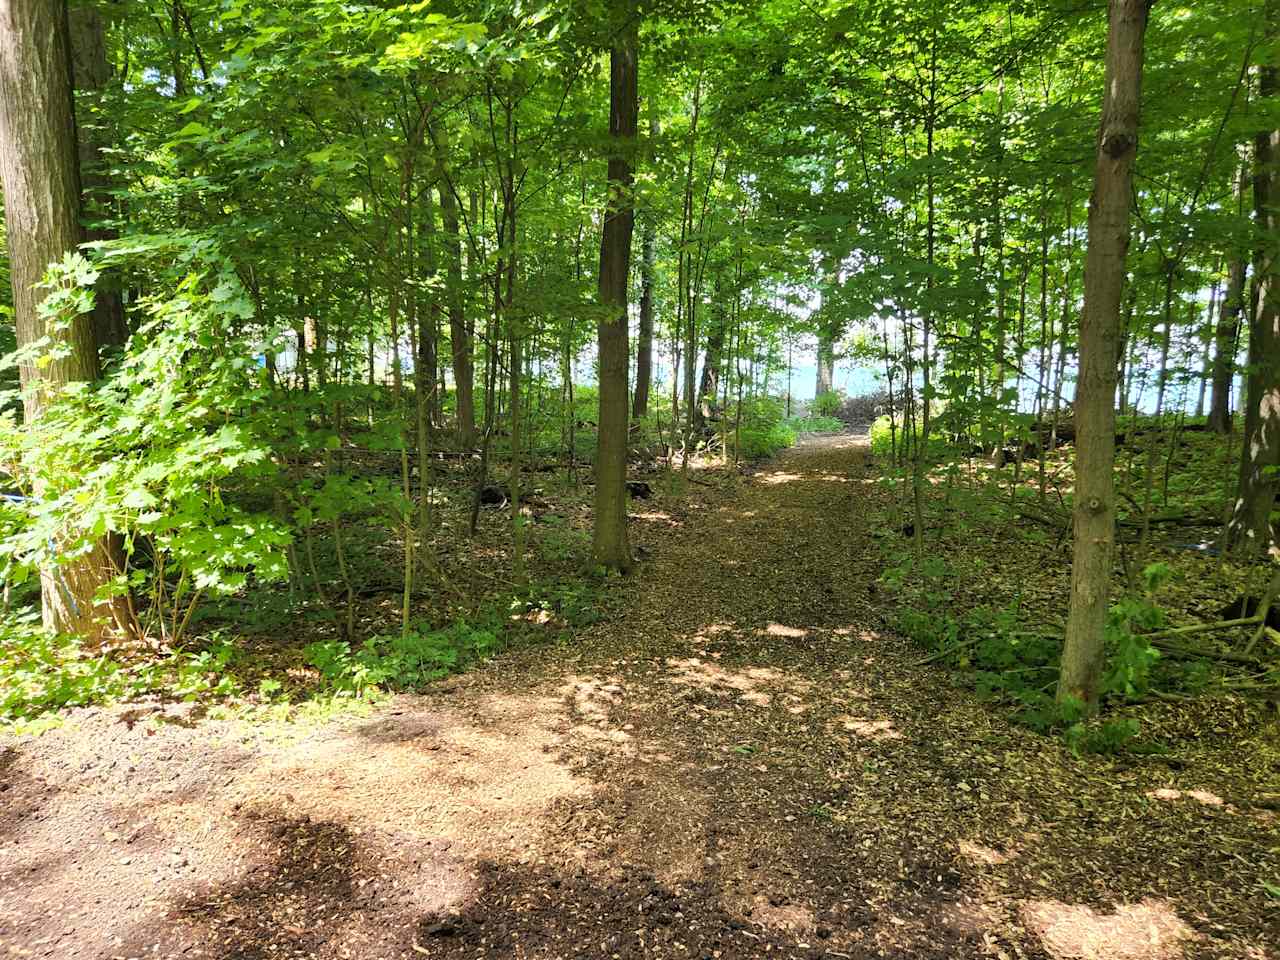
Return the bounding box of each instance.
[1058,0,1150,712]
[431,124,475,448]
[693,297,726,431]
[1209,159,1249,434]
[632,112,658,421]
[815,324,836,397]
[1229,11,1280,556]
[593,6,638,573]
[0,0,127,640]
[67,1,127,352]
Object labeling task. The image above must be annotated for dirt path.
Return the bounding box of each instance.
[2,434,1276,960]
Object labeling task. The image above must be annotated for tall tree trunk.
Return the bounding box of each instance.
[1229,15,1280,555]
[693,297,726,431]
[593,6,638,573]
[815,325,836,397]
[1195,279,1220,419]
[632,113,658,421]
[1058,0,1150,712]
[677,77,702,447]
[432,127,475,448]
[1209,160,1250,434]
[67,1,126,351]
[0,0,127,639]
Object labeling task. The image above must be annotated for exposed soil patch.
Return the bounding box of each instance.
[2,434,1277,959]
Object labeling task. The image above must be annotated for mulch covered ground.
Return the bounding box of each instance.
[2,434,1277,960]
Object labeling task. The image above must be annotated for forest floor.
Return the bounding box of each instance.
[2,432,1278,960]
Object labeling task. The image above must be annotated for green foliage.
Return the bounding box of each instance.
[0,616,129,720]
[783,416,844,435]
[511,578,605,628]
[304,622,501,696]
[811,391,843,418]
[0,251,292,640]
[0,618,242,723]
[1063,718,1142,756]
[870,415,896,458]
[736,422,796,459]
[886,553,1190,749]
[730,396,797,460]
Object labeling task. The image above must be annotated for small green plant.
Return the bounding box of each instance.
[0,618,246,723]
[512,579,604,627]
[1064,718,1142,756]
[303,621,503,696]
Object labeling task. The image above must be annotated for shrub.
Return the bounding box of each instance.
[812,391,843,418]
[0,250,293,643]
[0,618,242,723]
[303,621,501,697]
[870,415,897,457]
[838,390,888,424]
[783,416,844,435]
[736,422,796,459]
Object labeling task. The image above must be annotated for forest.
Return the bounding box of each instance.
[0,0,1277,958]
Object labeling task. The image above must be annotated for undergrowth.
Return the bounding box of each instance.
[0,575,608,730]
[880,548,1254,755]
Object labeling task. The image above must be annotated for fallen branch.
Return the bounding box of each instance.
[915,635,982,665]
[1147,638,1264,666]
[1143,617,1261,641]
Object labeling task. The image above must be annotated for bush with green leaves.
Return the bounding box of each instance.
[303,621,501,696]
[811,391,843,418]
[726,395,796,460]
[783,415,845,435]
[0,616,242,723]
[0,247,293,642]
[870,415,896,457]
[886,555,1181,750]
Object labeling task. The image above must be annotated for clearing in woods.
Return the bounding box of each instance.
[1,433,1275,960]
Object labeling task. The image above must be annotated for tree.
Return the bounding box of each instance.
[632,111,659,421]
[68,0,127,352]
[1208,157,1249,434]
[593,6,639,573]
[0,0,124,639]
[1058,0,1152,712]
[1229,9,1280,554]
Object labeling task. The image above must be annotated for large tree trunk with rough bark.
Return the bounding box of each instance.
[67,1,126,351]
[632,113,658,421]
[0,0,126,640]
[593,6,638,573]
[815,325,836,397]
[1058,0,1150,712]
[1229,12,1280,556]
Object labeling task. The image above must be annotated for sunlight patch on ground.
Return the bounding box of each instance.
[762,623,808,639]
[1020,898,1197,960]
[665,657,794,707]
[1146,788,1224,807]
[957,839,1017,866]
[691,623,734,642]
[757,471,805,486]
[834,715,900,740]
[562,675,636,756]
[630,510,678,525]
[747,895,815,935]
[231,692,587,851]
